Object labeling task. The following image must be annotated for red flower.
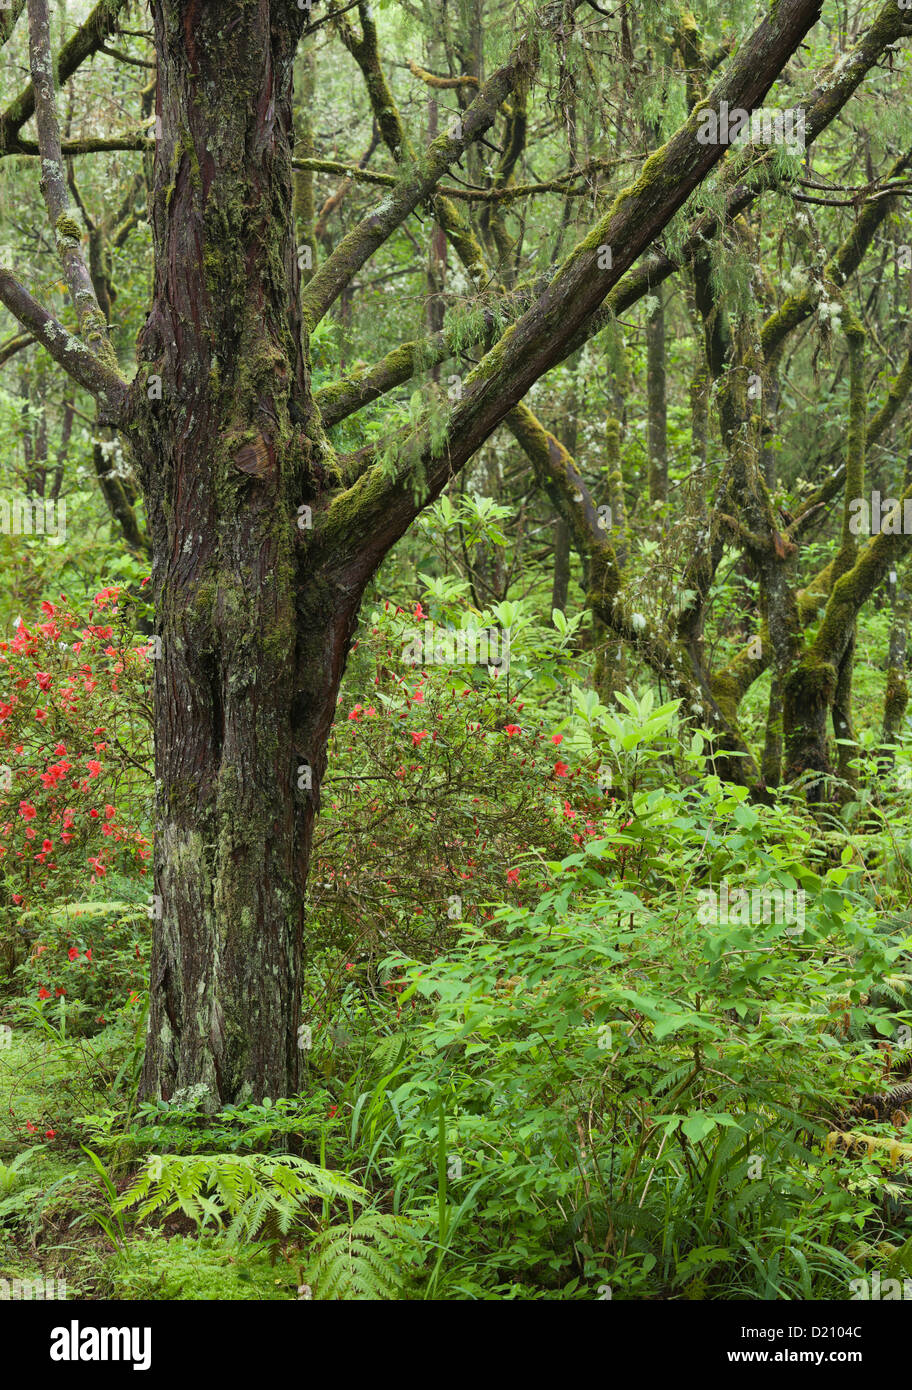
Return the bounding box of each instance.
[45,1129,55,1139]
[68,947,79,962]
[38,987,50,1000]
[551,733,563,745]
[554,761,569,777]
[411,730,429,746]
[18,802,36,820]
[506,868,520,883]
[504,724,521,737]
[104,804,116,820]
[328,1105,338,1118]
[87,760,102,778]
[36,671,52,692]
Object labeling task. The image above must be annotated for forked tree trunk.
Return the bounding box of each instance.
[131,0,352,1106]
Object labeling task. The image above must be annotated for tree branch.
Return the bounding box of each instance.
[0,0,130,155]
[26,0,120,373]
[299,35,534,329]
[0,267,127,413]
[319,0,827,582]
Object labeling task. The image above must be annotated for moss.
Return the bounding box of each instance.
[784,652,837,724]
[164,130,202,214]
[80,306,119,371]
[760,292,807,359]
[318,453,399,551]
[883,668,908,733]
[54,213,82,244]
[709,670,744,729]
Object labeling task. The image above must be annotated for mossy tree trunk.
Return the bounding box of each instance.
[130,0,346,1106]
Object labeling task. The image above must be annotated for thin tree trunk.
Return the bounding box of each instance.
[646,289,668,503]
[833,631,858,793]
[880,565,909,768]
[551,518,571,616]
[761,672,783,789]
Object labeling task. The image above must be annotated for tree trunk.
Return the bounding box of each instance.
[833,632,858,794]
[551,518,571,616]
[134,0,346,1107]
[761,672,783,789]
[646,288,668,503]
[879,566,908,771]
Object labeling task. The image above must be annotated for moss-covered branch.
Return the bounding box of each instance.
[0,0,26,47]
[761,148,912,362]
[0,267,127,412]
[299,41,533,329]
[25,0,119,373]
[0,0,130,155]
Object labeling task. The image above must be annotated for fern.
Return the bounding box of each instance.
[0,1148,37,1198]
[114,1152,366,1242]
[302,1210,416,1301]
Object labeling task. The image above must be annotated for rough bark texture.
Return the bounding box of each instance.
[881,569,909,760]
[646,290,667,503]
[131,0,345,1107]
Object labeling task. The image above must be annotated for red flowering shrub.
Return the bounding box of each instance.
[0,589,153,1026]
[308,600,614,962]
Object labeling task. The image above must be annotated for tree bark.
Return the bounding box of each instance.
[646,289,668,503]
[881,567,909,763]
[133,0,343,1107]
